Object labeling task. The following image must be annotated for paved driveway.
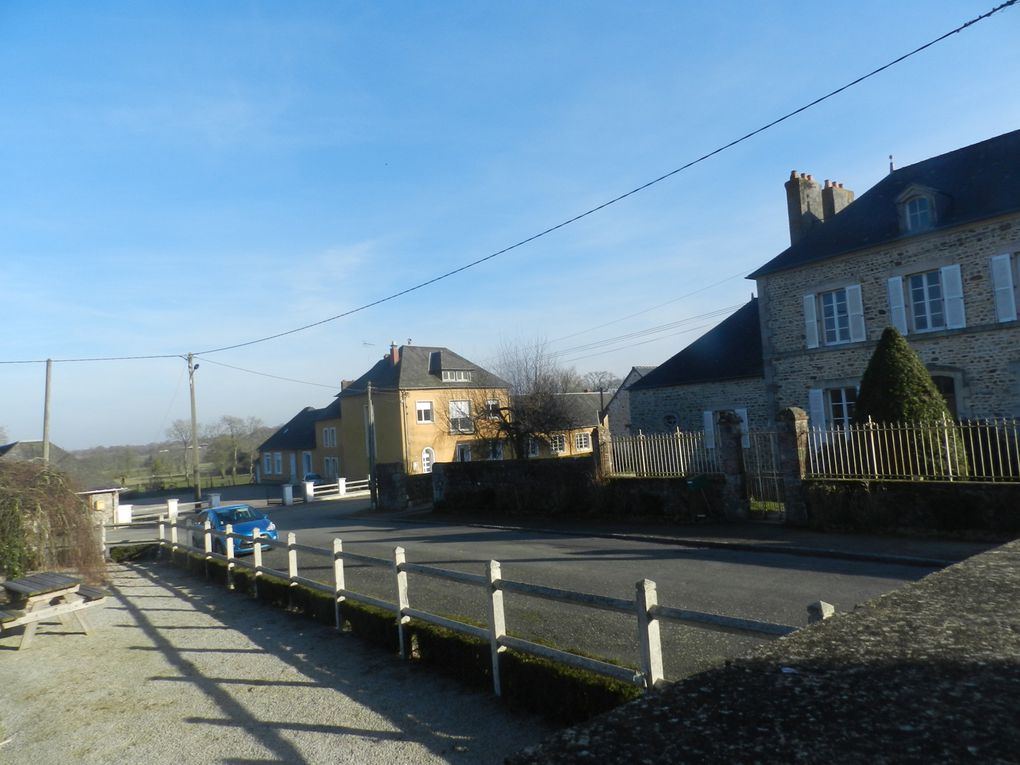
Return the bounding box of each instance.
[0,563,550,764]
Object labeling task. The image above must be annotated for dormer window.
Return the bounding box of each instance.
[905,196,932,231]
[896,184,947,234]
[441,369,472,382]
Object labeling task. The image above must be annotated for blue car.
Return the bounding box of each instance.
[190,504,278,555]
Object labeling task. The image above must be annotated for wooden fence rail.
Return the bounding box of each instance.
[158,517,830,695]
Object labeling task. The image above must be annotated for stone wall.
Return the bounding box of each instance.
[629,377,769,433]
[757,213,1020,421]
[432,457,600,516]
[804,479,1020,536]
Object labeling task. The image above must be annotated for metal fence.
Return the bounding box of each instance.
[807,416,1020,482]
[158,517,829,694]
[609,430,721,478]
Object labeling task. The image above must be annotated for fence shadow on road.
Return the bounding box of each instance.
[111,562,550,764]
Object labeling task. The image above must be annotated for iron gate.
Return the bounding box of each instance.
[744,430,785,519]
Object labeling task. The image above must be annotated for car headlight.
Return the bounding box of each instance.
[266,522,276,531]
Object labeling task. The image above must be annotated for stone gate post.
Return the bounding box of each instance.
[777,407,810,526]
[716,410,748,521]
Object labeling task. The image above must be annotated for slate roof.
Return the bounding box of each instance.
[0,441,109,490]
[628,299,762,390]
[338,345,508,396]
[553,392,605,429]
[601,366,655,415]
[257,406,325,452]
[750,128,1020,278]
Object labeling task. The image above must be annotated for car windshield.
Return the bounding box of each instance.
[223,507,256,523]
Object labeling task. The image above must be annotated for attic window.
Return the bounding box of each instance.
[905,196,932,231]
[442,370,472,382]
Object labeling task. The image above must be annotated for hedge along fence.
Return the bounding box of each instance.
[159,517,830,720]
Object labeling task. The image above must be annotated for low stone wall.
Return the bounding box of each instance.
[405,474,433,506]
[375,463,408,512]
[433,458,598,515]
[596,476,725,523]
[805,479,1020,536]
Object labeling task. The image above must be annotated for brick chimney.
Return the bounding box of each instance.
[389,341,400,365]
[785,171,824,245]
[822,179,855,220]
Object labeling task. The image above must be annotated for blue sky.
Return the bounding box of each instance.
[3,1,1019,449]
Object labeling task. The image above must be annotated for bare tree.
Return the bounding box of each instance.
[582,370,622,393]
[166,419,192,480]
[475,338,586,459]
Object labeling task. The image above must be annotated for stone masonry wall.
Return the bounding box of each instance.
[629,377,769,434]
[758,213,1020,421]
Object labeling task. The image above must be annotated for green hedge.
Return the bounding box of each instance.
[163,551,641,722]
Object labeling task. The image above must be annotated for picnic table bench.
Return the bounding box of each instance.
[0,572,108,650]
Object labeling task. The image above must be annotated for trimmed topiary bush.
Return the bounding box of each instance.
[855,327,957,424]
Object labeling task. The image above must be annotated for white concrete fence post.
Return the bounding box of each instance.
[225,523,235,590]
[282,484,294,506]
[337,477,347,496]
[304,481,315,502]
[636,578,665,690]
[170,514,179,551]
[394,546,410,659]
[807,600,835,623]
[209,493,221,508]
[333,539,346,631]
[167,498,179,522]
[252,530,263,598]
[486,560,507,696]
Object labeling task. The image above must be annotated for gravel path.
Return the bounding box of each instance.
[0,562,552,764]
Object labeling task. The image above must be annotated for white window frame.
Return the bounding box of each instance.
[421,447,435,474]
[805,284,865,349]
[263,454,272,475]
[889,265,965,334]
[322,427,336,448]
[273,452,282,474]
[549,434,566,454]
[527,438,540,458]
[449,400,473,434]
[905,196,932,231]
[574,432,592,451]
[991,253,1018,323]
[485,399,501,419]
[442,370,473,383]
[302,452,312,474]
[827,387,857,431]
[456,444,471,462]
[416,401,434,424]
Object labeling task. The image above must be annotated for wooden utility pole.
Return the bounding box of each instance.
[42,358,53,464]
[367,381,377,509]
[188,353,202,501]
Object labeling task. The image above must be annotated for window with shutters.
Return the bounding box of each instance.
[905,197,933,231]
[804,284,865,348]
[827,387,857,430]
[887,265,965,335]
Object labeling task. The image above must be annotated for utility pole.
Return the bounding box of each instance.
[188,353,202,501]
[42,358,53,464]
[366,381,377,509]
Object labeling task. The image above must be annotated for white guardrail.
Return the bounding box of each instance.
[157,516,833,694]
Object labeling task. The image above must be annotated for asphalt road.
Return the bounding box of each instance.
[250,503,938,681]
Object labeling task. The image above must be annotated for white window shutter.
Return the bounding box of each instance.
[846,284,866,342]
[941,264,966,329]
[735,408,750,448]
[887,277,908,335]
[803,294,819,349]
[702,410,715,449]
[808,388,827,443]
[991,254,1017,323]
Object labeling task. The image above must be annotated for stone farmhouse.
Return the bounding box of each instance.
[632,128,1020,433]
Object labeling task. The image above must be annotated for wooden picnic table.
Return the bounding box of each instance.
[1,572,107,650]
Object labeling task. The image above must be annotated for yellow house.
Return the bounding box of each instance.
[257,400,343,484]
[526,391,606,459]
[338,344,510,476]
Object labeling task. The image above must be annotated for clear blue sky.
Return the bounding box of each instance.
[3,1,1018,449]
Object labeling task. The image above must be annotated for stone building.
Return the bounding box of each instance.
[628,298,768,437]
[750,128,1020,428]
[603,366,654,437]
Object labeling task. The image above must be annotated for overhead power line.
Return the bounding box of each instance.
[0,0,1014,367]
[193,356,339,389]
[192,0,1016,357]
